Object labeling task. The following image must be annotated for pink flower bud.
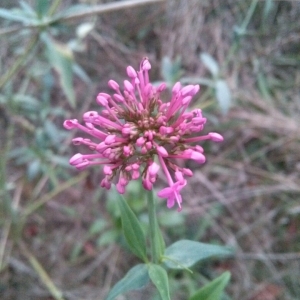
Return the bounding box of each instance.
[96,94,108,106]
[148,162,160,176]
[103,165,113,175]
[192,117,206,125]
[209,132,224,142]
[182,168,193,177]
[127,66,137,78]
[123,145,131,156]
[98,92,110,99]
[156,146,168,157]
[146,141,152,150]
[157,82,166,92]
[63,119,78,130]
[136,136,145,146]
[83,111,98,122]
[100,178,111,189]
[192,84,200,95]
[159,126,174,135]
[69,153,83,165]
[182,96,192,105]
[141,59,151,71]
[172,82,181,94]
[72,138,83,145]
[124,80,134,93]
[132,170,140,180]
[142,179,152,190]
[190,151,206,163]
[116,181,126,193]
[113,93,124,102]
[75,161,90,170]
[105,135,116,145]
[108,80,119,91]
[181,85,195,96]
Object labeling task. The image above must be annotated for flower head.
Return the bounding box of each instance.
[64,58,223,211]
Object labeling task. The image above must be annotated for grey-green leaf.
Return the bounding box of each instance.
[215,79,231,115]
[0,8,34,23]
[43,34,75,107]
[117,193,147,261]
[163,240,233,270]
[200,53,219,77]
[106,264,149,300]
[188,271,231,300]
[148,264,170,300]
[35,0,50,17]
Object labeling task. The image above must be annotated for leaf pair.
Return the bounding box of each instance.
[107,193,234,299]
[106,263,170,300]
[106,263,230,300]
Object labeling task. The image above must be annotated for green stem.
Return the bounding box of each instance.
[147,190,160,264]
[0,0,165,37]
[0,35,39,90]
[48,0,62,17]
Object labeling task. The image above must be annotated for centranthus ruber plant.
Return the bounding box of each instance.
[64,58,223,211]
[64,59,233,300]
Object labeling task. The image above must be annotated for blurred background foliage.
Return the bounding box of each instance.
[0,0,300,299]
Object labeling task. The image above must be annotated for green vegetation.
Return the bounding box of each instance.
[0,0,299,299]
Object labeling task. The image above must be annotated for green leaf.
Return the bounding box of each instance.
[27,160,41,180]
[76,22,94,39]
[148,264,170,300]
[189,271,231,300]
[117,193,147,261]
[163,240,233,270]
[35,0,50,17]
[200,53,219,77]
[0,8,34,23]
[89,219,107,235]
[96,229,119,247]
[158,210,185,227]
[73,63,91,84]
[215,80,231,115]
[19,1,37,18]
[106,264,149,300]
[57,4,90,18]
[43,34,75,107]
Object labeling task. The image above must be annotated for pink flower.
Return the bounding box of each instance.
[64,58,223,210]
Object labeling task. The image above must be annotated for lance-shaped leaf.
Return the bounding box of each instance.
[116,193,147,261]
[215,80,231,115]
[43,34,75,107]
[162,240,233,270]
[148,264,170,300]
[188,271,231,300]
[106,264,149,300]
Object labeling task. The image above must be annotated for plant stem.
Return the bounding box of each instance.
[0,35,39,90]
[48,0,62,16]
[20,242,65,300]
[147,190,160,264]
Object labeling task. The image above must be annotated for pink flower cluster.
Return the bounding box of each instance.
[64,58,223,211]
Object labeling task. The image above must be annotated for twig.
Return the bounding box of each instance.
[19,242,66,300]
[22,171,88,218]
[55,0,165,22]
[0,0,165,36]
[237,252,300,261]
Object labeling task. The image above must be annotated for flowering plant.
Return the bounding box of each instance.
[64,59,233,299]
